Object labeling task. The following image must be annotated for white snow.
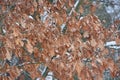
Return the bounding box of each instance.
[48,72,53,76]
[56,55,60,58]
[15,22,19,26]
[45,72,53,80]
[105,6,114,14]
[82,58,87,61]
[45,76,53,80]
[38,64,47,76]
[105,41,116,46]
[109,45,120,49]
[41,11,48,22]
[36,78,41,80]
[65,52,71,56]
[60,23,66,31]
[41,66,47,75]
[79,17,83,20]
[105,41,120,49]
[28,15,34,19]
[3,29,6,34]
[74,0,80,8]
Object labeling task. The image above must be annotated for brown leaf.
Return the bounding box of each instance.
[15,38,24,46]
[54,13,63,26]
[107,59,116,73]
[83,31,89,38]
[12,27,21,37]
[97,40,104,51]
[115,37,120,44]
[90,5,96,13]
[96,58,103,65]
[90,38,97,47]
[49,48,55,57]
[6,49,11,60]
[76,61,84,77]
[91,62,98,68]
[26,40,33,53]
[80,5,84,14]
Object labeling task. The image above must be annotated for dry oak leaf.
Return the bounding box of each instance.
[53,12,63,26]
[96,58,103,65]
[90,38,97,47]
[15,38,24,46]
[93,23,100,31]
[8,66,21,80]
[80,5,84,14]
[98,32,105,40]
[83,31,89,38]
[49,47,55,57]
[115,37,120,44]
[107,59,117,73]
[80,67,92,80]
[81,22,90,31]
[75,61,84,77]
[12,27,21,37]
[96,40,104,51]
[91,61,98,68]
[5,39,15,49]
[26,40,34,53]
[6,49,11,60]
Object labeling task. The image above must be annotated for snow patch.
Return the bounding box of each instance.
[45,76,53,80]
[105,41,116,46]
[41,11,48,22]
[15,22,19,26]
[28,15,34,19]
[109,46,120,49]
[3,29,6,34]
[45,72,53,80]
[74,0,80,8]
[60,23,66,31]
[36,78,41,80]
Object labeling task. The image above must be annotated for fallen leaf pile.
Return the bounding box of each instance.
[0,0,120,80]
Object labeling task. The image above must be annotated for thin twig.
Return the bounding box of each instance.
[68,0,80,16]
